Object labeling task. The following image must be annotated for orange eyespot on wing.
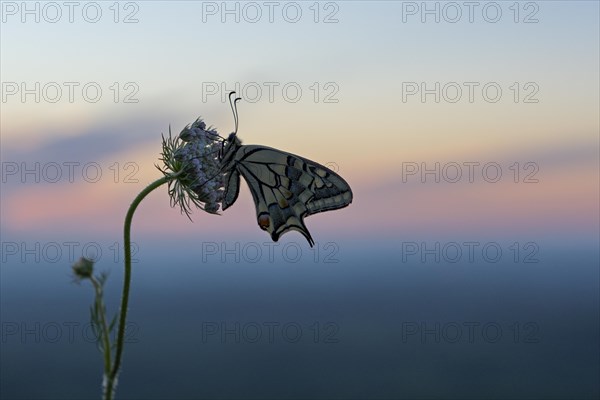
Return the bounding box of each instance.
[258,214,270,230]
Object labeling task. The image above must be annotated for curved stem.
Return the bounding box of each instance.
[106,176,170,399]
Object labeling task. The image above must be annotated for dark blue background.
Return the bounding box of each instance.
[1,239,598,399]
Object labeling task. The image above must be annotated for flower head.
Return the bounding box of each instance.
[72,257,94,282]
[158,118,225,216]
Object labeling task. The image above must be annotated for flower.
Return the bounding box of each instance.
[72,257,94,281]
[158,118,225,216]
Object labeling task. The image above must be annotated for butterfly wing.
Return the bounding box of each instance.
[222,168,241,210]
[223,145,352,247]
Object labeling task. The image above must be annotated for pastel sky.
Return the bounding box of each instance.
[1,0,598,247]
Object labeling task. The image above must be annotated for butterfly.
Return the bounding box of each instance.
[218,92,353,247]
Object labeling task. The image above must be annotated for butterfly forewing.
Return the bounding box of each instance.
[222,143,352,247]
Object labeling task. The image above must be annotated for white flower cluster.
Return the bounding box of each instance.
[159,118,225,215]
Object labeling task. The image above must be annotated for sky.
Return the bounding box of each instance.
[2,1,598,249]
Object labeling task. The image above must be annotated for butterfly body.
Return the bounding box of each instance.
[219,135,353,247]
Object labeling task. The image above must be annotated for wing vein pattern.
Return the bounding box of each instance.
[222,144,352,247]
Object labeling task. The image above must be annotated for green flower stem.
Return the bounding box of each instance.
[106,175,171,400]
[89,276,112,378]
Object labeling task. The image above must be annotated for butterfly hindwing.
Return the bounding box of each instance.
[223,144,352,247]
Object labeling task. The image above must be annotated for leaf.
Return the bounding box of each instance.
[109,314,118,333]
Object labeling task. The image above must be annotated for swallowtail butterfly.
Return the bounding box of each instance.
[219,92,353,247]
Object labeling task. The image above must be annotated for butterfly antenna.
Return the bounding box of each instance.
[228,91,239,137]
[233,96,242,135]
